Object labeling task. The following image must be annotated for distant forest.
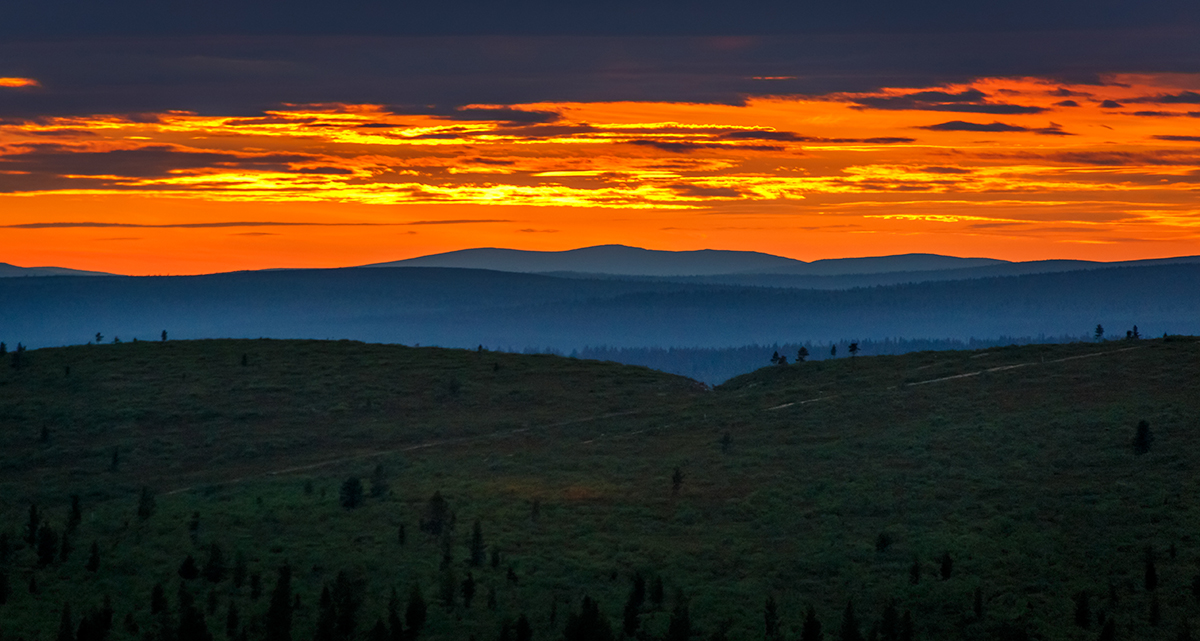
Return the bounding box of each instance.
[523,336,1088,384]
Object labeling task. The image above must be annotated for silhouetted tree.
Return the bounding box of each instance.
[314,586,336,641]
[162,330,168,342]
[672,467,684,495]
[875,532,893,552]
[470,521,486,567]
[420,492,450,535]
[848,343,860,358]
[777,355,788,366]
[37,524,60,567]
[225,601,240,639]
[387,588,403,641]
[1134,420,1154,455]
[1094,325,1104,341]
[563,596,613,641]
[0,531,9,564]
[515,614,532,641]
[666,598,691,641]
[96,333,103,344]
[179,555,200,580]
[151,583,169,615]
[650,577,664,609]
[462,572,476,609]
[830,345,837,357]
[879,601,899,641]
[264,564,293,641]
[765,596,781,641]
[0,342,5,355]
[623,573,646,637]
[1192,574,1200,602]
[232,551,247,588]
[0,569,9,605]
[1098,618,1115,641]
[1145,547,1158,591]
[801,606,823,641]
[339,478,364,509]
[138,486,157,521]
[203,543,226,583]
[1074,591,1091,629]
[939,552,953,580]
[58,602,75,641]
[797,347,809,362]
[67,495,82,534]
[405,584,427,637]
[26,503,40,544]
[770,351,781,364]
[1132,325,1140,340]
[839,601,863,641]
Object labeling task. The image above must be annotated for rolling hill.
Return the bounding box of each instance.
[1,337,1198,641]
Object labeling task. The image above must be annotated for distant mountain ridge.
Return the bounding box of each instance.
[362,245,1007,277]
[0,262,116,278]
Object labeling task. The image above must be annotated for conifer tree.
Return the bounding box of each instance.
[1098,619,1115,641]
[339,478,364,509]
[232,551,247,588]
[801,606,823,641]
[439,567,457,609]
[179,555,200,580]
[1074,591,1091,629]
[58,602,76,641]
[469,520,486,567]
[203,543,226,583]
[330,571,364,641]
[421,492,450,535]
[0,531,9,564]
[87,540,100,572]
[898,612,912,641]
[939,552,953,580]
[462,572,476,609]
[26,503,40,545]
[650,577,665,609]
[67,495,82,534]
[1134,421,1154,455]
[152,583,169,615]
[264,564,294,641]
[514,614,532,641]
[1145,547,1158,591]
[37,524,60,567]
[314,586,336,641]
[623,574,646,637]
[562,596,613,641]
[672,467,684,495]
[367,620,389,641]
[387,588,403,641]
[0,569,9,605]
[764,596,781,641]
[666,599,692,641]
[406,584,427,637]
[225,601,239,639]
[839,601,863,641]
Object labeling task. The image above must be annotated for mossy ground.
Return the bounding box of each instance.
[1,337,1198,641]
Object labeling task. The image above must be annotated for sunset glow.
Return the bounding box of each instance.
[4,75,1200,273]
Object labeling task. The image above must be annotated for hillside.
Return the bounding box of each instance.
[1,337,1199,641]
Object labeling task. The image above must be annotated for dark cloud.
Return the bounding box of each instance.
[382,104,560,124]
[0,144,328,179]
[916,120,1073,135]
[1152,134,1200,142]
[1048,87,1091,97]
[1053,100,1080,107]
[719,130,913,144]
[1130,110,1200,117]
[402,219,511,225]
[921,166,973,174]
[1098,100,1124,108]
[626,140,784,153]
[516,228,558,233]
[848,89,1046,114]
[670,184,743,198]
[1127,90,1200,104]
[1,221,397,229]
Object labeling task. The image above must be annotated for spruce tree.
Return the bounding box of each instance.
[0,531,9,564]
[764,596,781,641]
[179,555,200,580]
[879,602,899,641]
[1145,547,1158,591]
[37,524,60,567]
[420,492,450,535]
[405,584,427,637]
[1134,420,1154,455]
[0,569,9,605]
[462,572,477,609]
[225,601,239,639]
[152,583,169,615]
[232,551,247,588]
[939,552,953,580]
[387,588,403,641]
[563,596,613,641]
[1074,591,1091,629]
[469,521,486,567]
[339,478,364,509]
[1098,619,1115,641]
[839,601,863,641]
[87,541,101,572]
[367,620,389,641]
[623,574,646,636]
[314,586,336,641]
[58,602,75,641]
[264,564,294,641]
[666,600,691,641]
[26,504,39,545]
[203,543,226,583]
[67,495,82,534]
[801,606,823,641]
[898,612,913,641]
[514,614,532,641]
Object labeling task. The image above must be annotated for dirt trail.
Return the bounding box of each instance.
[164,410,641,496]
[766,345,1144,411]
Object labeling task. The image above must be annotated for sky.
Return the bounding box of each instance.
[2,1,1200,275]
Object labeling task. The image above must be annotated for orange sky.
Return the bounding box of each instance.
[3,74,1200,274]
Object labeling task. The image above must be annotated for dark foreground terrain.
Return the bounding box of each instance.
[1,337,1198,641]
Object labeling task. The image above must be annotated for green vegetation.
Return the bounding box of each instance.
[1,337,1199,641]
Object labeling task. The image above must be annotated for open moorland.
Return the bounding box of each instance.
[1,337,1199,641]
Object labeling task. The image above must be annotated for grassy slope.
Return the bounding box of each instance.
[1,338,1198,641]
